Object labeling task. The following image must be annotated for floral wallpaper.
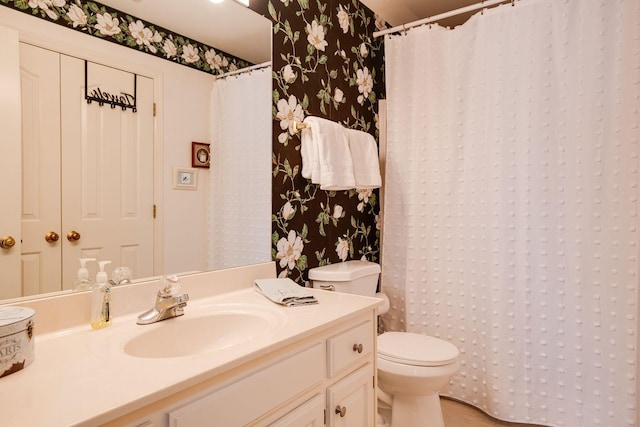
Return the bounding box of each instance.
[251,0,387,283]
[0,0,251,75]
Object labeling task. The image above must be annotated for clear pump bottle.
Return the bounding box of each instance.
[73,258,96,292]
[91,261,112,330]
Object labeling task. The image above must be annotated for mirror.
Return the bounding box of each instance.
[0,0,272,302]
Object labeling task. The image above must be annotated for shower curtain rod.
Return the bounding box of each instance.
[214,61,271,79]
[373,0,515,38]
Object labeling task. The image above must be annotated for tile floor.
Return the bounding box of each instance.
[441,398,546,427]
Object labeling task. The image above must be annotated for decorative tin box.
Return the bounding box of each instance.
[0,306,35,379]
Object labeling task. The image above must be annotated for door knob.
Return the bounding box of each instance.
[45,231,60,243]
[0,236,16,249]
[335,405,347,417]
[353,343,363,353]
[66,231,81,242]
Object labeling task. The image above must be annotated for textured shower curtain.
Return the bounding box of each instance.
[209,67,272,270]
[382,0,639,425]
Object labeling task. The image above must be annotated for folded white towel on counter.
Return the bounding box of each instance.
[300,116,355,191]
[254,278,318,306]
[347,128,382,189]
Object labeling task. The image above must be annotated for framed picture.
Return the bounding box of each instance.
[173,167,198,190]
[192,142,211,168]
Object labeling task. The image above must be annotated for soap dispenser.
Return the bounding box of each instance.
[73,258,96,292]
[91,261,112,330]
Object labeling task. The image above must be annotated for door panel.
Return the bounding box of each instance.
[60,57,154,289]
[19,43,62,296]
[0,27,22,299]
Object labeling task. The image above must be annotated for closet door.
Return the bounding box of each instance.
[0,27,22,299]
[60,57,154,289]
[19,43,62,296]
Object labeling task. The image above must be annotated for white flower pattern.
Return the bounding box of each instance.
[163,39,177,58]
[128,20,162,53]
[95,12,120,36]
[282,202,295,220]
[306,20,328,51]
[336,237,349,261]
[276,95,305,135]
[282,65,296,83]
[205,49,229,72]
[356,67,373,102]
[337,7,350,34]
[66,3,86,28]
[181,44,200,64]
[276,230,304,270]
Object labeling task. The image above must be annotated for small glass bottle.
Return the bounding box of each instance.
[72,258,95,292]
[91,261,112,330]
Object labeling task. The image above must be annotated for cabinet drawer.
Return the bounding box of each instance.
[168,343,323,427]
[327,321,374,378]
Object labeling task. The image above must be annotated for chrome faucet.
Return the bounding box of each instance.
[136,275,189,325]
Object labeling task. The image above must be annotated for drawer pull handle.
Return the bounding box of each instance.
[352,343,363,353]
[335,405,347,417]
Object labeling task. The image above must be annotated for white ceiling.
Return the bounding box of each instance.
[360,0,484,27]
[97,0,271,64]
[96,0,482,66]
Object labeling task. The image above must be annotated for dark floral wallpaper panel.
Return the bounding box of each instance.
[252,0,387,283]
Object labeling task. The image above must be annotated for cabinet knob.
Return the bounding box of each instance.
[352,343,363,354]
[66,230,81,242]
[0,236,16,249]
[45,231,60,243]
[335,405,347,417]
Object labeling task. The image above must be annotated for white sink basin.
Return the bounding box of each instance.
[123,305,284,358]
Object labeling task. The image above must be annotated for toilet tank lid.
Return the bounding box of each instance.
[308,260,381,281]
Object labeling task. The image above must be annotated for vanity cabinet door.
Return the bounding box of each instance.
[168,343,323,427]
[268,394,325,427]
[327,364,374,427]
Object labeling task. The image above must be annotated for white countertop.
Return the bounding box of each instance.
[0,286,380,427]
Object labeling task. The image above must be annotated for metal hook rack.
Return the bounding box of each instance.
[84,60,138,113]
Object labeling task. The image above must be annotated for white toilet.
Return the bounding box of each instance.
[308,260,460,427]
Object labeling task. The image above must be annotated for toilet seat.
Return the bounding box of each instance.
[377,332,459,367]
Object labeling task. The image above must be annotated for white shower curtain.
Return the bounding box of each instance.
[382,0,640,425]
[209,66,272,270]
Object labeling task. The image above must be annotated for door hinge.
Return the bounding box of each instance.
[323,408,326,424]
[153,103,156,117]
[153,204,156,219]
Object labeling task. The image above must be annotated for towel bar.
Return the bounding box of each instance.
[290,120,310,134]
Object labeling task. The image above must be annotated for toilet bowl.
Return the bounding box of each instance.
[377,332,459,427]
[308,260,460,427]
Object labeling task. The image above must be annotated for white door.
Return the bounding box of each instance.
[0,26,22,299]
[19,43,62,296]
[327,365,374,427]
[60,57,154,289]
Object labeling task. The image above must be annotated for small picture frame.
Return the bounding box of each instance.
[173,167,198,190]
[192,142,211,168]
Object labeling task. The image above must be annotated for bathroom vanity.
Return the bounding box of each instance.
[0,262,381,426]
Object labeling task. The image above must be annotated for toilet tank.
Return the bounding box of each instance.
[308,260,381,296]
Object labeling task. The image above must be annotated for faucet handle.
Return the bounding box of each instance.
[159,274,180,297]
[175,294,189,305]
